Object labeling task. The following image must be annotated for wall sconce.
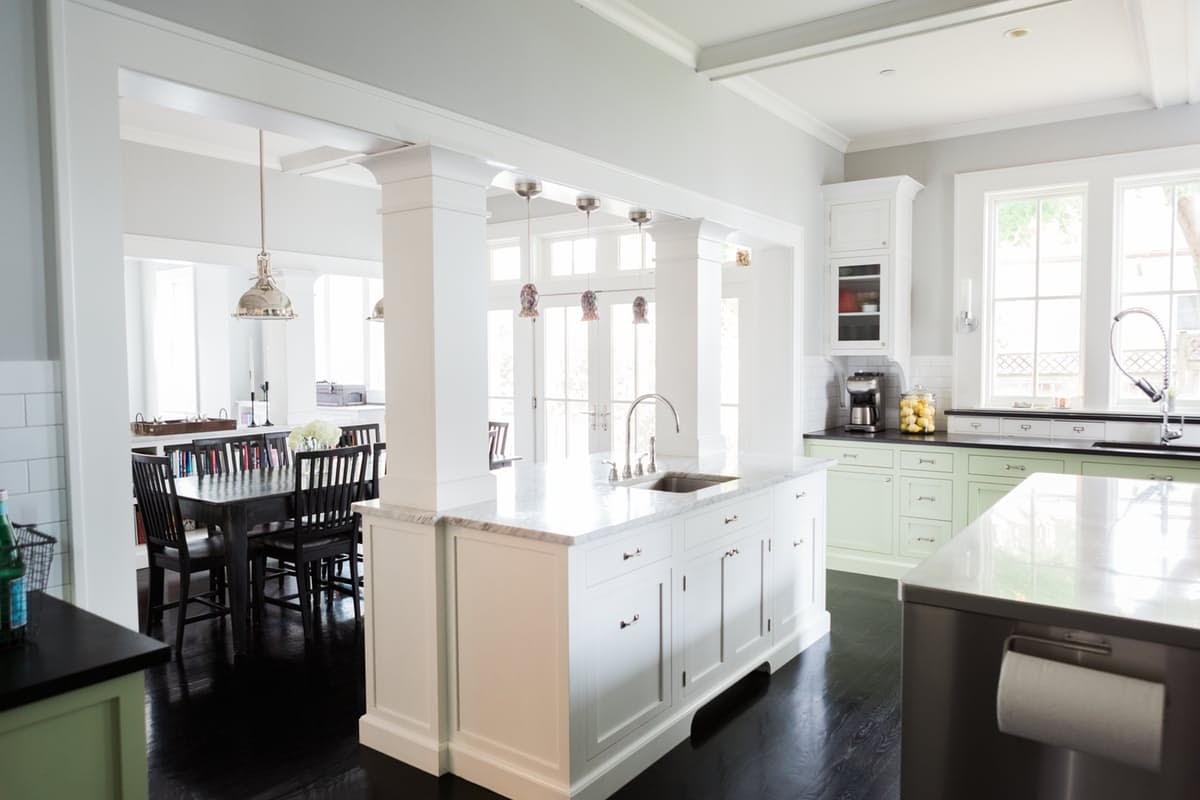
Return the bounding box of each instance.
[957,278,978,333]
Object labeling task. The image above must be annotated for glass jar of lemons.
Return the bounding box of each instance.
[899,387,936,434]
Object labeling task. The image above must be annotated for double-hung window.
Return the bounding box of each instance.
[986,189,1085,405]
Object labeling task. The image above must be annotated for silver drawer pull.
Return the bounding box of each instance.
[793,538,806,547]
[619,613,640,630]
[970,422,982,429]
[916,536,936,543]
[842,452,859,459]
[1019,423,1032,431]
[918,458,935,464]
[917,495,936,502]
[724,514,739,524]
[1072,425,1086,433]
[1150,474,1175,481]
[795,491,807,499]
[1004,464,1027,472]
[622,547,643,561]
[724,548,740,558]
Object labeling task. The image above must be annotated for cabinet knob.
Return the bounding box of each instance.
[622,547,643,561]
[724,547,740,558]
[795,491,807,499]
[724,514,739,525]
[793,539,806,547]
[881,240,887,246]
[619,613,641,630]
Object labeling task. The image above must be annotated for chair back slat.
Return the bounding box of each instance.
[263,432,292,468]
[488,421,509,467]
[131,453,188,557]
[339,423,380,448]
[294,446,369,541]
[192,435,270,475]
[370,442,387,501]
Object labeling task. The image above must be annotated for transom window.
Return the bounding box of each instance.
[548,236,596,277]
[986,189,1085,404]
[618,233,656,271]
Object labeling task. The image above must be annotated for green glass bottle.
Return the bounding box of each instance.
[0,489,27,646]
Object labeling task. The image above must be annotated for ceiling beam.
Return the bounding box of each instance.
[1127,0,1192,107]
[696,0,1073,79]
[278,145,363,175]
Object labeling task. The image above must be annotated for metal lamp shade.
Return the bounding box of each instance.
[367,296,384,322]
[233,253,297,320]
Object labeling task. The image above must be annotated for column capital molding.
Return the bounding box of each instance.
[360,143,501,189]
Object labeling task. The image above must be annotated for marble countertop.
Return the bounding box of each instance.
[356,451,835,545]
[901,473,1200,649]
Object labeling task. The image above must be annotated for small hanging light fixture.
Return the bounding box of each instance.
[516,178,542,319]
[366,296,384,322]
[577,195,600,322]
[234,130,296,320]
[629,208,652,324]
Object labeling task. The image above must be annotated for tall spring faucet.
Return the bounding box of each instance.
[624,393,681,479]
[1111,307,1184,445]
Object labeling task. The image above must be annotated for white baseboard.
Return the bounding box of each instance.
[359,713,447,776]
[827,549,916,580]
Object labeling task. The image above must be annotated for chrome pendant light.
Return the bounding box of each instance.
[234,130,296,320]
[630,208,652,324]
[516,178,542,319]
[577,195,600,322]
[366,295,384,322]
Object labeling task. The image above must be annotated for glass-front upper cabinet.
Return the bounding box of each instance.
[830,255,890,352]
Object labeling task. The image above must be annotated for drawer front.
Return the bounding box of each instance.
[947,416,1001,435]
[1051,420,1106,440]
[967,453,1065,479]
[586,523,672,586]
[1080,460,1200,484]
[806,442,894,469]
[899,449,955,474]
[899,476,953,521]
[899,517,953,559]
[683,492,771,551]
[1002,418,1051,437]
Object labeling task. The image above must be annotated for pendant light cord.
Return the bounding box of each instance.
[259,129,267,257]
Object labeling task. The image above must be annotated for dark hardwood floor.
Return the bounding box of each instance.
[141,569,901,800]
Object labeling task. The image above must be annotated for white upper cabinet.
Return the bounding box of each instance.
[823,176,923,368]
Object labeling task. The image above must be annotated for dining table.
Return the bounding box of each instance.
[173,468,296,658]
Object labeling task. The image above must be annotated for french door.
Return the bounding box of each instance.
[534,292,656,463]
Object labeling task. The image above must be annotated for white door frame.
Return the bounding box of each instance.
[46,0,804,625]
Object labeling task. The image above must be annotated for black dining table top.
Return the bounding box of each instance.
[173,467,297,505]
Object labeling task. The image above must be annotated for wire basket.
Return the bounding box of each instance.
[0,524,56,649]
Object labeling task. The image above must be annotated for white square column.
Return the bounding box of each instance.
[652,219,732,458]
[360,146,499,510]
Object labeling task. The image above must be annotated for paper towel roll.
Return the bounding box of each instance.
[996,650,1165,772]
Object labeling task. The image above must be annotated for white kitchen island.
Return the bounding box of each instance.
[354,452,834,800]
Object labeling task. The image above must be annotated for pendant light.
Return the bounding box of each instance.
[577,195,600,322]
[516,179,542,318]
[366,296,384,322]
[629,208,652,324]
[234,130,296,320]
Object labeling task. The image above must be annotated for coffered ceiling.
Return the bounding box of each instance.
[578,0,1199,152]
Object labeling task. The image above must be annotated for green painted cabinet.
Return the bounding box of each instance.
[827,469,894,554]
[966,479,1022,520]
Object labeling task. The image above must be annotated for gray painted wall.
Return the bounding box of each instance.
[845,104,1200,355]
[0,0,56,360]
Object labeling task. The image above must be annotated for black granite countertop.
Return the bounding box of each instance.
[804,427,1200,462]
[0,594,169,712]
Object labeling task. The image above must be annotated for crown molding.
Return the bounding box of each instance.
[722,76,850,152]
[574,0,698,66]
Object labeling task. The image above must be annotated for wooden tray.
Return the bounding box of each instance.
[130,418,238,436]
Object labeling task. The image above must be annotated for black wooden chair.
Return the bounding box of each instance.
[132,453,230,659]
[251,445,369,641]
[193,435,269,475]
[339,423,380,448]
[263,431,292,469]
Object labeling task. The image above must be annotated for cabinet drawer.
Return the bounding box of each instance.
[806,442,893,469]
[586,523,672,587]
[967,454,1064,479]
[899,476,953,521]
[947,416,1001,435]
[1080,460,1200,484]
[1002,418,1051,437]
[899,449,955,473]
[1051,420,1106,440]
[899,517,952,559]
[683,492,770,551]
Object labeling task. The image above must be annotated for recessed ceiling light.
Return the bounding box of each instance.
[1005,27,1030,39]
[879,68,897,77]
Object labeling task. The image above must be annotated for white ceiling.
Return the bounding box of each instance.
[581,0,1197,151]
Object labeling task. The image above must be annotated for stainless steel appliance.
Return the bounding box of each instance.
[845,371,885,432]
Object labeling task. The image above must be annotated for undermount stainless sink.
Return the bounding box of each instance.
[1091,441,1200,455]
[632,472,737,493]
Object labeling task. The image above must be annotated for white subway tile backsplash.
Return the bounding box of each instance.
[803,355,954,434]
[0,362,61,394]
[26,458,64,492]
[0,425,63,463]
[7,490,67,527]
[0,396,25,428]
[0,462,29,495]
[24,394,62,426]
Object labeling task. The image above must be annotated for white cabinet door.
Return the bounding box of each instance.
[680,548,725,697]
[584,565,671,758]
[773,475,823,641]
[829,199,891,253]
[722,530,768,662]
